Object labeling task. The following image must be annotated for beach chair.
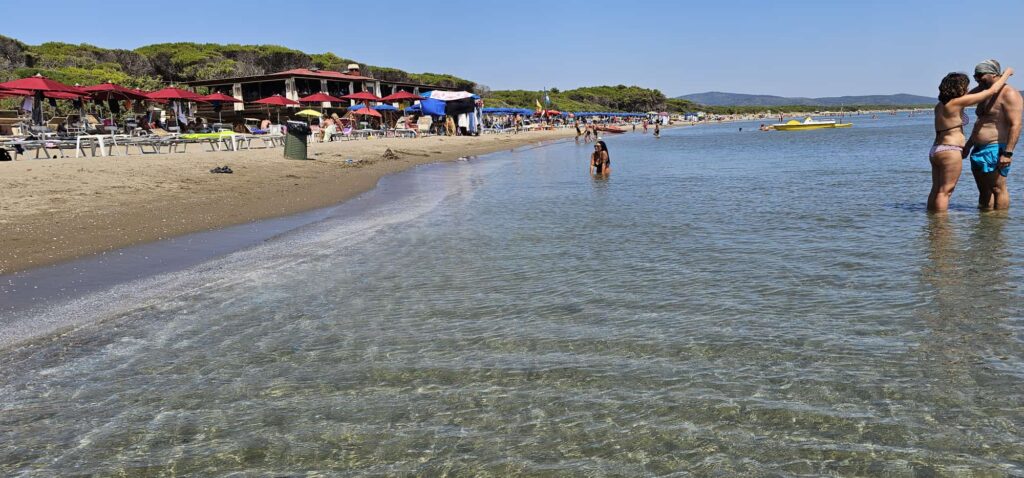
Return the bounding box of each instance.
[416,117,433,137]
[84,115,104,134]
[122,128,189,154]
[330,125,353,141]
[234,125,282,149]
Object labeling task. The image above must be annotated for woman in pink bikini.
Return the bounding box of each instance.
[928,67,1013,211]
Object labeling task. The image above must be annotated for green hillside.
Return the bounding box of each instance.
[483,85,702,113]
[0,36,476,92]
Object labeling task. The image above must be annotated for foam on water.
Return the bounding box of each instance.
[0,156,496,349]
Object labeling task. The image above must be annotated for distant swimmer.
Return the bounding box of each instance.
[927,64,1013,211]
[591,141,610,176]
[654,123,660,138]
[965,59,1022,209]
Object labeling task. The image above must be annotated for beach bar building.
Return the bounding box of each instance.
[185,64,455,120]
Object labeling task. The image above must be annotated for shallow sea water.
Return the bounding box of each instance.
[2,115,1023,476]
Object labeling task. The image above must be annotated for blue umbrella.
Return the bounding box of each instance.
[349,104,399,111]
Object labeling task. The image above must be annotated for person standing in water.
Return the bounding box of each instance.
[591,140,610,175]
[965,59,1023,209]
[927,67,1013,211]
[654,122,660,138]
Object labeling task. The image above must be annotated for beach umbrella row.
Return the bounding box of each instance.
[0,74,419,127]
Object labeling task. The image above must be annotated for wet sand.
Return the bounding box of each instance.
[0,129,578,274]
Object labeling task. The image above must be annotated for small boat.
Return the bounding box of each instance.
[596,125,627,134]
[772,116,853,131]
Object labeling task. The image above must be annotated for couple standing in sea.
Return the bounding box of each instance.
[929,60,1021,211]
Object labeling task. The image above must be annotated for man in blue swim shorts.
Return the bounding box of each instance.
[965,59,1022,209]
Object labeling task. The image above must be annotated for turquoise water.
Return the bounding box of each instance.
[2,115,1024,476]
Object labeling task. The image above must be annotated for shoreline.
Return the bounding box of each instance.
[1,129,582,275]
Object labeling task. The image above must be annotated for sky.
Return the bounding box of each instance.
[4,0,1024,98]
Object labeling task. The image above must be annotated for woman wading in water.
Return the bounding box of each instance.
[591,140,610,176]
[928,67,1013,211]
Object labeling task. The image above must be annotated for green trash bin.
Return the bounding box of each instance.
[284,121,311,160]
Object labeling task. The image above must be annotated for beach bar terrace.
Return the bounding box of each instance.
[186,64,455,120]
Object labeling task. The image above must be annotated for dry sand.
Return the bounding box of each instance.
[0,129,578,274]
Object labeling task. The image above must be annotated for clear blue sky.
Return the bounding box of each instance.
[5,0,1023,98]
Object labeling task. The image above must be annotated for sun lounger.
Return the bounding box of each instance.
[330,126,354,141]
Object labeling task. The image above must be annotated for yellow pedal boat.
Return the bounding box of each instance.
[772,117,853,131]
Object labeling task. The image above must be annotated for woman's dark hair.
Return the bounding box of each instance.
[597,140,609,161]
[938,72,970,104]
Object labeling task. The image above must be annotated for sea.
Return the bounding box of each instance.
[2,114,1023,476]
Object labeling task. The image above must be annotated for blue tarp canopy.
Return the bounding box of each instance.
[421,91,480,100]
[419,98,447,116]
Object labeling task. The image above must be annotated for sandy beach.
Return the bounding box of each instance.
[0,129,580,274]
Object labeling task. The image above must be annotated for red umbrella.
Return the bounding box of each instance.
[253,94,299,106]
[82,83,151,131]
[200,93,242,122]
[351,106,382,118]
[253,94,299,123]
[199,92,241,103]
[342,92,383,123]
[146,87,206,129]
[136,89,168,104]
[0,87,88,99]
[342,91,382,102]
[299,92,344,103]
[146,87,205,101]
[0,74,87,95]
[0,74,87,125]
[82,82,150,101]
[380,90,421,102]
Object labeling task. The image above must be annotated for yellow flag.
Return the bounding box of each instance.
[536,99,543,112]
